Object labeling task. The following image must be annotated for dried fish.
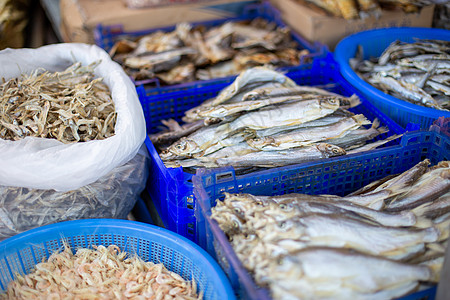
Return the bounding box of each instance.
[210,159,449,299]
[109,18,310,86]
[353,39,450,111]
[0,61,116,143]
[156,67,396,171]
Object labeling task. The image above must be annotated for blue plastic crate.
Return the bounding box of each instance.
[193,129,450,300]
[0,219,236,299]
[334,27,450,130]
[144,54,405,242]
[94,2,326,96]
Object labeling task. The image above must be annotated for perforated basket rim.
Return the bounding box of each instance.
[334,27,450,119]
[0,219,235,299]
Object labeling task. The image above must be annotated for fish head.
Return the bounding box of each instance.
[316,143,346,157]
[167,138,202,157]
[320,97,340,110]
[247,137,275,150]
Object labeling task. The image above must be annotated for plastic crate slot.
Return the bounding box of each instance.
[215,171,234,183]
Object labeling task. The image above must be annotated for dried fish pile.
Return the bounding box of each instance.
[0,61,116,143]
[211,159,450,299]
[1,244,202,299]
[109,18,310,85]
[351,39,450,111]
[150,67,400,173]
[299,0,437,19]
[0,149,148,241]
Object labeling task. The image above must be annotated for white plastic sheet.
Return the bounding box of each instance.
[0,43,146,191]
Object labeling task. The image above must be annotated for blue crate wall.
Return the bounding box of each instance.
[144,55,405,242]
[193,129,449,300]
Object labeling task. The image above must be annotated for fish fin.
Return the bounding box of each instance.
[367,198,385,210]
[347,94,361,108]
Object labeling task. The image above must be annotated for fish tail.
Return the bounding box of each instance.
[377,126,389,135]
[423,227,441,243]
[352,114,371,126]
[370,118,381,129]
[426,242,446,254]
[412,216,434,229]
[435,218,450,242]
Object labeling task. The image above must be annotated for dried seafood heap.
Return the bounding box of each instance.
[150,67,400,173]
[1,244,202,299]
[0,149,148,241]
[110,18,310,85]
[299,0,437,19]
[351,39,450,111]
[0,61,116,143]
[212,159,450,299]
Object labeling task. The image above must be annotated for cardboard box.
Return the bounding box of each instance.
[270,0,435,51]
[60,0,257,44]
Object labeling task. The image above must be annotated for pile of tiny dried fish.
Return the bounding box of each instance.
[109,18,310,85]
[211,159,450,299]
[351,38,450,111]
[0,61,116,143]
[150,67,400,173]
[1,244,202,299]
[0,150,148,241]
[299,0,439,19]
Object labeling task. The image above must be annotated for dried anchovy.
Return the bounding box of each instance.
[0,150,148,241]
[0,61,116,143]
[1,244,202,299]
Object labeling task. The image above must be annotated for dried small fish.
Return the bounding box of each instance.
[110,18,309,86]
[353,39,450,111]
[0,61,116,143]
[0,150,148,241]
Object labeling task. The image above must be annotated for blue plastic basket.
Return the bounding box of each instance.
[143,54,405,242]
[193,128,450,300]
[94,1,326,94]
[0,219,236,299]
[334,27,450,130]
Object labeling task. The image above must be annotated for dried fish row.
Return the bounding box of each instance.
[151,67,400,173]
[211,159,450,299]
[1,244,202,300]
[351,39,450,111]
[109,18,310,85]
[0,61,116,143]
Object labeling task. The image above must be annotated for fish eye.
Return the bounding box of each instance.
[333,148,340,153]
[279,204,286,210]
[232,221,239,228]
[234,208,241,214]
[256,201,263,206]
[280,221,286,228]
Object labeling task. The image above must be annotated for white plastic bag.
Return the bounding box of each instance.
[0,43,146,191]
